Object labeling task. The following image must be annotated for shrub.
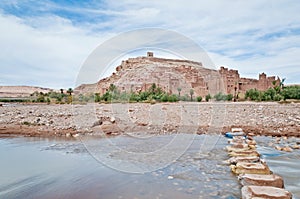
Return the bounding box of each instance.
[205,94,211,102]
[160,94,169,102]
[196,96,202,102]
[245,89,261,101]
[274,94,283,101]
[281,85,300,100]
[214,92,227,101]
[168,94,179,102]
[226,94,233,101]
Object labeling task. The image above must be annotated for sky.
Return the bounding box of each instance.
[0,0,299,89]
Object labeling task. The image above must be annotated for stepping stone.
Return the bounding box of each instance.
[227,156,260,165]
[239,174,284,188]
[241,186,292,199]
[246,139,257,146]
[229,150,260,157]
[230,162,271,175]
[226,145,251,152]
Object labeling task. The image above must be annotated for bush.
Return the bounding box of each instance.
[205,94,211,102]
[214,92,227,101]
[245,89,261,101]
[281,85,300,100]
[168,94,178,102]
[196,96,202,102]
[274,94,283,101]
[160,94,169,102]
[226,94,233,101]
[180,94,190,101]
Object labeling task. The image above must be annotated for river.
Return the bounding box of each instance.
[0,134,299,199]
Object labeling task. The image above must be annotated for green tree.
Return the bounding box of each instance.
[67,88,73,96]
[94,93,101,102]
[281,85,300,100]
[245,89,260,101]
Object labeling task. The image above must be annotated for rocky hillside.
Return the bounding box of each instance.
[76,52,225,97]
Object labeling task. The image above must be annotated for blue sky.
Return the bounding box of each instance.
[0,0,299,88]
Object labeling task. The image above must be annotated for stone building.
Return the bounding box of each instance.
[76,52,280,100]
[219,66,280,98]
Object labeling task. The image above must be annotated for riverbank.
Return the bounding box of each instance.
[0,102,299,138]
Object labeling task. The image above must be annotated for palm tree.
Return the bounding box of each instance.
[67,88,73,96]
[177,87,182,98]
[190,89,194,101]
[60,88,64,94]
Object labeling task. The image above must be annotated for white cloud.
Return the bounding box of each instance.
[0,12,111,88]
[0,0,299,88]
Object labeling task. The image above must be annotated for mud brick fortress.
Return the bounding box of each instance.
[76,52,280,98]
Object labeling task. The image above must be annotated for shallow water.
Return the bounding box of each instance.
[1,135,299,199]
[0,134,240,199]
[255,136,300,199]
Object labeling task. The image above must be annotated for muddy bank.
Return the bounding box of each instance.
[0,102,299,137]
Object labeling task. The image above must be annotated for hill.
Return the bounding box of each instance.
[0,86,53,98]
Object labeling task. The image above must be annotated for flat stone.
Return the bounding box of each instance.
[239,174,284,188]
[229,150,260,157]
[227,156,260,164]
[230,162,271,175]
[246,139,257,146]
[232,128,243,132]
[241,186,292,199]
[226,145,251,152]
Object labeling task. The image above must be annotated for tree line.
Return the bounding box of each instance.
[2,83,299,104]
[245,85,300,101]
[75,83,233,103]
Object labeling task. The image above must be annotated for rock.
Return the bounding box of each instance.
[246,139,257,146]
[275,137,281,144]
[101,122,122,135]
[92,120,102,127]
[275,145,282,151]
[136,121,148,126]
[268,142,274,147]
[66,133,71,137]
[239,174,284,188]
[229,150,260,157]
[241,186,292,199]
[73,133,79,138]
[227,156,260,165]
[110,116,116,123]
[230,162,271,175]
[247,132,255,137]
[282,146,293,152]
[291,144,300,149]
[226,145,250,152]
[231,143,249,149]
[167,176,174,180]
